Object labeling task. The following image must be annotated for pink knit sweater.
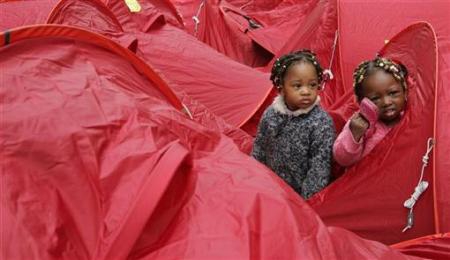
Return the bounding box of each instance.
[333,119,392,167]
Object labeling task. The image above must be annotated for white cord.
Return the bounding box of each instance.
[329,30,339,70]
[323,69,334,80]
[403,181,428,209]
[192,1,205,37]
[321,30,338,90]
[402,138,434,232]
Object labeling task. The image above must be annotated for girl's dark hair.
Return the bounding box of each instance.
[270,49,324,88]
[353,56,408,101]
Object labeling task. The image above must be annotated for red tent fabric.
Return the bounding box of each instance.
[181,0,274,67]
[102,0,185,32]
[0,24,185,259]
[337,0,450,92]
[194,0,450,243]
[45,0,269,152]
[1,24,422,260]
[1,0,449,258]
[170,0,336,69]
[391,233,450,259]
[169,0,201,34]
[133,26,271,128]
[309,22,438,245]
[316,0,450,237]
[102,0,273,132]
[55,0,271,130]
[46,0,140,52]
[0,0,58,30]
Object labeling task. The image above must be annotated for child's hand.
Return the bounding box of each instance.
[349,113,369,142]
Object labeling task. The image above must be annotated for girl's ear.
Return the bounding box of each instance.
[278,87,285,96]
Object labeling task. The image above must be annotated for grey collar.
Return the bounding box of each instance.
[272,95,320,116]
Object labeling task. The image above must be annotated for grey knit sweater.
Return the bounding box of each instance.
[252,96,335,199]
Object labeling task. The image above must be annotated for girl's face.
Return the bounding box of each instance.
[362,69,407,126]
[281,62,319,110]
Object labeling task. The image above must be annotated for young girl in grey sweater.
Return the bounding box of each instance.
[252,50,335,199]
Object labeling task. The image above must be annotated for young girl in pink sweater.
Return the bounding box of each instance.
[333,57,408,166]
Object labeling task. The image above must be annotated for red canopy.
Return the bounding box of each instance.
[0,24,420,259]
[391,233,450,259]
[309,0,450,240]
[309,22,438,244]
[0,0,58,30]
[1,0,449,258]
[43,0,272,152]
[181,0,450,243]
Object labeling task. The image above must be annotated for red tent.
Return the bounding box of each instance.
[0,23,185,258]
[309,22,439,244]
[306,0,450,243]
[170,0,275,67]
[43,0,268,153]
[392,233,450,259]
[102,0,271,128]
[337,0,450,237]
[181,0,450,244]
[0,0,58,30]
[1,23,420,259]
[1,0,449,258]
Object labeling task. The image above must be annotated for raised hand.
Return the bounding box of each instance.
[349,113,369,142]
